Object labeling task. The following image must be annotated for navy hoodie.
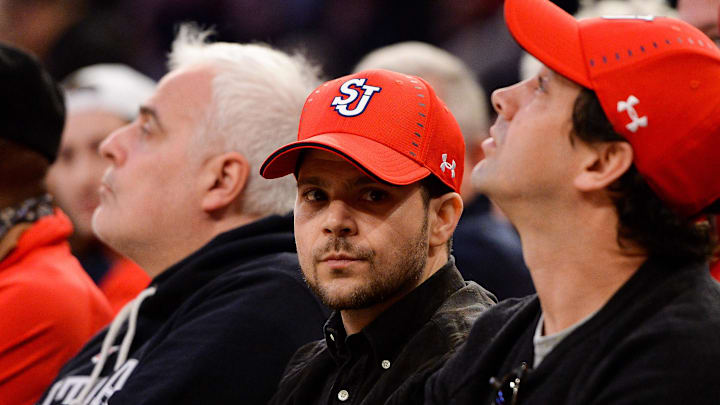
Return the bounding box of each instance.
[38,214,328,405]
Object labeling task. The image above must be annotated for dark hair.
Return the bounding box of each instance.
[572,88,716,265]
[0,43,65,163]
[419,175,455,258]
[0,138,49,202]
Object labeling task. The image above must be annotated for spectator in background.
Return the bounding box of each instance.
[38,26,328,405]
[0,0,140,80]
[260,69,496,405]
[0,43,112,405]
[355,42,533,300]
[46,64,154,314]
[678,0,720,44]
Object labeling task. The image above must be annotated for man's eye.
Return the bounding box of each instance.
[303,189,327,202]
[536,76,547,93]
[361,189,388,202]
[140,121,152,134]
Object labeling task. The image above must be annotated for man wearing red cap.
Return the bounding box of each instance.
[394,0,720,404]
[260,69,496,404]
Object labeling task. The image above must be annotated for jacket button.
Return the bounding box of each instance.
[337,389,349,402]
[381,360,391,369]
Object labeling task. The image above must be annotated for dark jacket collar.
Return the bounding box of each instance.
[324,257,465,363]
[141,213,296,317]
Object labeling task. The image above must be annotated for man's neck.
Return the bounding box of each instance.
[126,212,263,279]
[514,202,646,335]
[340,249,448,335]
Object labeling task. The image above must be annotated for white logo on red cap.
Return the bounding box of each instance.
[602,15,655,21]
[331,78,382,117]
[617,95,648,133]
[440,154,456,179]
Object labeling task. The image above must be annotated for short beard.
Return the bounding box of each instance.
[304,216,428,310]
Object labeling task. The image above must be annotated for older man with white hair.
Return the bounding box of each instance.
[38,26,328,405]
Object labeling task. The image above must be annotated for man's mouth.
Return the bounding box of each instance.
[319,252,364,270]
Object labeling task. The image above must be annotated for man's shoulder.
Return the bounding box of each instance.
[613,261,720,344]
[557,270,720,404]
[395,281,501,368]
[429,281,497,336]
[460,294,536,346]
[283,339,327,369]
[205,250,306,295]
[170,249,326,331]
[0,241,111,326]
[617,267,720,351]
[274,338,328,386]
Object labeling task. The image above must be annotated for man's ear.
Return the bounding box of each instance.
[574,141,633,192]
[428,192,464,248]
[200,152,250,213]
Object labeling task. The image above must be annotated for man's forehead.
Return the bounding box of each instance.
[149,65,214,113]
[133,65,213,138]
[536,64,583,90]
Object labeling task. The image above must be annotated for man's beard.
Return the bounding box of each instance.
[304,216,428,310]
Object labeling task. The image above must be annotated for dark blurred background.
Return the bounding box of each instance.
[0,0,592,110]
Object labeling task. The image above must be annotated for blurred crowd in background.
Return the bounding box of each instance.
[0,0,588,110]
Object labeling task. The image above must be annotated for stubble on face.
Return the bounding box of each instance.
[303,215,429,310]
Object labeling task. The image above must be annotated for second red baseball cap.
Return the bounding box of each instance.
[260,69,465,193]
[505,0,720,217]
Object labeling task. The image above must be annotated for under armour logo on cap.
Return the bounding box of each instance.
[617,95,648,133]
[440,154,456,179]
[331,78,382,117]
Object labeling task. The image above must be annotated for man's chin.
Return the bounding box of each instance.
[91,208,115,247]
[309,281,382,311]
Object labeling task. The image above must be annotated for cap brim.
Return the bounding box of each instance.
[260,133,431,185]
[505,0,591,88]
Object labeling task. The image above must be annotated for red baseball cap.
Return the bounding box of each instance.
[505,0,720,217]
[260,69,465,193]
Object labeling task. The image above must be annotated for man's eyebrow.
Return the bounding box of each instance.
[352,176,390,188]
[297,174,392,189]
[296,176,329,188]
[139,105,166,132]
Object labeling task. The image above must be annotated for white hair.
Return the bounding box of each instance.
[520,0,678,80]
[168,24,322,217]
[354,41,488,146]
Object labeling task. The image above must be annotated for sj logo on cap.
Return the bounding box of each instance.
[331,78,382,117]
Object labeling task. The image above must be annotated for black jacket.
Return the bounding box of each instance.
[38,214,328,405]
[270,259,496,405]
[417,258,720,404]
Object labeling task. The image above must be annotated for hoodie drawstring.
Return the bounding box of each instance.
[72,286,157,405]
